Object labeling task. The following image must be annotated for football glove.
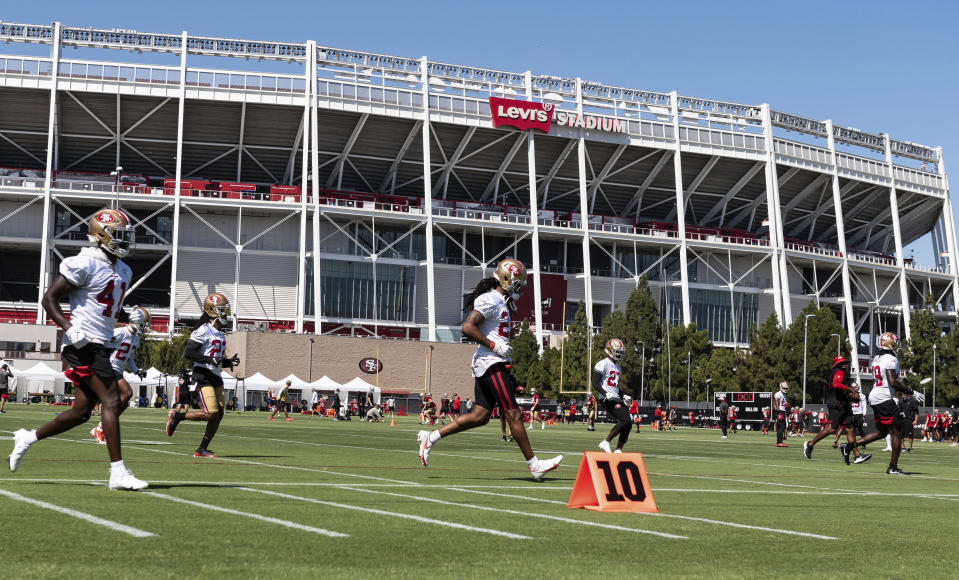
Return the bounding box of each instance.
[912,391,925,404]
[65,325,89,349]
[127,307,145,325]
[137,369,148,379]
[490,341,512,358]
[228,354,240,368]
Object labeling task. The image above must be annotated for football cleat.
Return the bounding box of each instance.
[8,429,34,472]
[839,443,851,465]
[108,469,149,491]
[417,430,432,467]
[854,453,872,464]
[193,448,218,458]
[885,466,907,475]
[803,441,812,459]
[613,449,623,454]
[90,424,106,445]
[165,410,181,437]
[530,455,563,481]
[598,440,612,453]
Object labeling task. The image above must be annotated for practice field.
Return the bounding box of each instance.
[1,407,957,579]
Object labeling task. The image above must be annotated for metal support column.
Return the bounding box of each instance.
[35,21,62,324]
[575,78,594,334]
[825,120,860,375]
[420,57,438,342]
[882,134,911,337]
[935,148,959,310]
[759,104,785,325]
[525,72,544,353]
[669,91,691,325]
[294,44,312,333]
[310,42,323,333]
[167,30,188,333]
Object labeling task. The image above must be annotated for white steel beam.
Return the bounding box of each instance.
[35,21,61,324]
[480,133,526,202]
[167,30,188,334]
[826,120,860,377]
[623,150,672,217]
[701,161,763,225]
[666,155,718,221]
[576,78,595,334]
[759,104,784,324]
[421,57,437,342]
[378,121,421,194]
[524,72,544,353]
[433,126,476,198]
[588,144,627,214]
[670,91,691,325]
[326,113,368,190]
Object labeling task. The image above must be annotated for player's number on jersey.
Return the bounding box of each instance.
[596,460,646,502]
[95,279,127,319]
[607,370,619,387]
[208,339,223,359]
[115,342,131,362]
[872,365,883,387]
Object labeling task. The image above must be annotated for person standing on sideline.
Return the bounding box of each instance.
[386,396,396,419]
[90,307,150,444]
[762,406,771,435]
[839,332,923,474]
[0,364,13,413]
[899,391,919,453]
[416,259,562,480]
[270,380,293,421]
[165,293,240,457]
[727,403,737,435]
[803,356,870,464]
[592,339,633,453]
[719,397,729,438]
[9,209,147,490]
[774,382,790,447]
[585,394,596,431]
[527,388,546,430]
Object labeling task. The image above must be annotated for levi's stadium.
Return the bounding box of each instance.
[1,19,959,580]
[1,21,954,374]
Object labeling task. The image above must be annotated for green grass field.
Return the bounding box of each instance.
[1,405,957,579]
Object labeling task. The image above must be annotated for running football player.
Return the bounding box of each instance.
[90,307,151,444]
[9,208,147,490]
[839,332,923,474]
[417,259,562,480]
[803,356,870,464]
[593,338,633,453]
[165,292,240,458]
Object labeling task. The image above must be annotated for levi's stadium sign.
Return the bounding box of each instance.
[488,97,627,135]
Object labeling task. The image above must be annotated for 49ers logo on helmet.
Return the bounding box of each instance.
[209,294,222,304]
[504,262,520,277]
[96,211,116,224]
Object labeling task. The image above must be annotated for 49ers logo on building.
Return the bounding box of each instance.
[489,97,553,132]
[359,357,383,374]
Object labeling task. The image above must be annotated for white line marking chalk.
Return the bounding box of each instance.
[0,488,155,537]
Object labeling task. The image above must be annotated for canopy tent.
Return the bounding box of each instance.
[278,373,311,388]
[308,375,341,390]
[339,377,382,405]
[13,361,65,398]
[239,372,278,391]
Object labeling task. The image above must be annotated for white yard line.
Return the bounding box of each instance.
[338,486,687,539]
[447,487,838,540]
[144,491,347,537]
[236,487,530,539]
[0,488,155,537]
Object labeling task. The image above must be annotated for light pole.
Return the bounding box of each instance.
[802,313,815,408]
[920,377,931,407]
[932,343,937,408]
[308,338,315,381]
[427,345,434,396]
[636,341,645,406]
[110,166,123,208]
[685,350,691,404]
[705,378,712,412]
[831,333,841,357]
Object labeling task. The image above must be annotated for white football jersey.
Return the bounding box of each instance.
[109,325,141,375]
[868,352,900,406]
[593,357,622,401]
[59,247,132,346]
[189,322,226,377]
[470,290,511,378]
[774,391,788,412]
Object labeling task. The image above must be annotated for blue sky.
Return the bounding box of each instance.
[3,0,957,263]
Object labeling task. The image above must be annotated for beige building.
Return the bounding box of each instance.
[229,331,476,393]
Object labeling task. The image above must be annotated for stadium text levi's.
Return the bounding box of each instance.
[489,97,628,134]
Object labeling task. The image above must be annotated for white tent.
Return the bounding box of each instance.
[278,373,311,388]
[340,377,382,405]
[15,361,65,398]
[239,372,277,391]
[308,375,341,390]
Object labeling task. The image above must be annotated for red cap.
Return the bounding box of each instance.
[832,356,849,367]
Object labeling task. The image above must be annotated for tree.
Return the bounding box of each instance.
[779,304,847,407]
[900,307,946,400]
[597,276,661,399]
[739,312,784,394]
[509,320,539,386]
[560,301,592,393]
[138,329,192,375]
[695,346,739,401]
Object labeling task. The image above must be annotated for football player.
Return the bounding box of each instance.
[164,292,240,458]
[585,394,596,431]
[9,208,147,490]
[803,356,870,464]
[774,381,789,447]
[270,380,293,421]
[527,388,546,430]
[839,332,923,474]
[593,338,633,453]
[417,259,562,480]
[90,307,151,444]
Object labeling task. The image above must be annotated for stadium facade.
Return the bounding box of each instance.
[0,20,955,376]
